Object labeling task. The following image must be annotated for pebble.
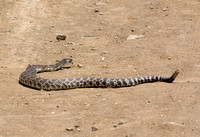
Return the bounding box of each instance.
[102,65,108,68]
[78,64,83,68]
[64,42,75,47]
[96,94,101,97]
[91,48,96,51]
[76,129,81,132]
[95,9,99,12]
[99,12,104,15]
[103,51,108,54]
[132,69,136,72]
[150,6,154,9]
[101,57,105,61]
[24,102,29,105]
[56,35,66,41]
[68,42,75,45]
[162,7,168,11]
[74,123,80,128]
[66,127,74,131]
[113,124,118,128]
[92,126,98,131]
[112,120,124,128]
[127,35,144,40]
[118,120,124,125]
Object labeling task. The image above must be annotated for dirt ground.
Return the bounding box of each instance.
[0,0,200,136]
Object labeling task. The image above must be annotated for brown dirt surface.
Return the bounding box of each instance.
[1,0,200,136]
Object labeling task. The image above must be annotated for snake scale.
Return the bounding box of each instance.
[19,58,179,91]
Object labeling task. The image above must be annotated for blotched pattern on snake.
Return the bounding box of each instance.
[19,59,179,91]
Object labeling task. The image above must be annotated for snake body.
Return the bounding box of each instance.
[19,59,179,91]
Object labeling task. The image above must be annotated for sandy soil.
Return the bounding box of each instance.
[0,0,200,136]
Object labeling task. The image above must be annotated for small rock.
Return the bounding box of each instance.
[56,35,66,41]
[127,35,144,40]
[66,127,74,131]
[162,7,168,11]
[168,57,172,60]
[74,123,80,128]
[78,64,83,68]
[95,9,99,12]
[101,57,105,61]
[102,65,108,68]
[92,126,98,131]
[113,124,118,128]
[132,69,136,72]
[96,94,101,97]
[64,42,75,47]
[150,6,154,9]
[76,129,81,132]
[68,42,75,45]
[118,120,123,125]
[99,12,104,15]
[24,102,28,105]
[91,48,96,51]
[102,51,108,54]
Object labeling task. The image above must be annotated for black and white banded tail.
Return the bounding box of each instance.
[131,69,179,85]
[87,69,180,88]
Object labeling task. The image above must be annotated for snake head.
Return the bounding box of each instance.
[59,58,73,69]
[61,58,73,64]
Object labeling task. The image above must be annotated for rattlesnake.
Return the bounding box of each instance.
[19,58,179,91]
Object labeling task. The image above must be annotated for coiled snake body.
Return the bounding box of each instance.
[19,59,179,91]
